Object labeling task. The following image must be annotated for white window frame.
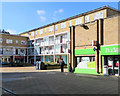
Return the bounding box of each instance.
[39,29,43,35]
[31,32,34,37]
[69,21,72,26]
[16,40,18,44]
[56,25,58,30]
[6,39,13,44]
[86,16,89,23]
[61,22,66,29]
[99,12,103,18]
[75,18,82,25]
[45,28,47,33]
[94,11,103,20]
[36,31,37,35]
[49,26,54,32]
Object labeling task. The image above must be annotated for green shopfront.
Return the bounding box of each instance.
[74,45,120,76]
[101,45,120,76]
[74,48,98,75]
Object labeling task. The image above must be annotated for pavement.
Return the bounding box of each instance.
[0,66,120,95]
[1,66,68,73]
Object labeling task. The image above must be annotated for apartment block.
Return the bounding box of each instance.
[0,33,28,64]
[2,6,119,76]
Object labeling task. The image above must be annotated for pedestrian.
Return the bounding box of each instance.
[59,58,65,72]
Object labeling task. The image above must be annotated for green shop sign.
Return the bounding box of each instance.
[75,48,95,55]
[101,45,120,55]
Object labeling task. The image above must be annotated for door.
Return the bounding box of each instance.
[107,56,114,75]
[114,56,119,76]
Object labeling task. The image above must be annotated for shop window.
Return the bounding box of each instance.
[108,57,113,67]
[114,57,119,67]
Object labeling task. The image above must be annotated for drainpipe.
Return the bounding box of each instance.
[70,26,75,72]
[99,19,104,74]
[34,31,36,65]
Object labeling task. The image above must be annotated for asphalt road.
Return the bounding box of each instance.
[2,71,120,95]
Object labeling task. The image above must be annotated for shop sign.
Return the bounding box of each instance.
[15,56,24,59]
[101,45,120,55]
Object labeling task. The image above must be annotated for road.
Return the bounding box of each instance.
[2,71,119,95]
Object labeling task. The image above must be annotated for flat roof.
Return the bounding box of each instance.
[19,6,120,35]
[0,33,28,38]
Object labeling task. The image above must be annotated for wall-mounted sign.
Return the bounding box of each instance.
[101,45,120,55]
[92,40,97,46]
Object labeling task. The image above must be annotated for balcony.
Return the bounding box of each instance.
[55,34,68,44]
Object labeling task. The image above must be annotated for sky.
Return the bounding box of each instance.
[2,2,119,34]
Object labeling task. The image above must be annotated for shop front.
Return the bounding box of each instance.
[101,45,120,76]
[74,48,98,75]
[15,56,25,63]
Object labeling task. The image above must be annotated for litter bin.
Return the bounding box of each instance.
[104,65,108,75]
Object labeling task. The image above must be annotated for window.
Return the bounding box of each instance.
[56,25,58,30]
[94,13,99,20]
[49,26,54,32]
[69,21,72,26]
[21,41,26,45]
[31,32,34,37]
[61,22,66,29]
[99,12,103,18]
[36,31,37,35]
[45,28,47,33]
[16,49,18,55]
[25,34,27,37]
[94,12,103,20]
[6,39,13,44]
[0,38,2,43]
[75,18,82,25]
[20,49,25,53]
[16,40,18,44]
[86,16,89,23]
[39,29,43,34]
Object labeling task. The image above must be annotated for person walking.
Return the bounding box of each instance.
[59,58,65,72]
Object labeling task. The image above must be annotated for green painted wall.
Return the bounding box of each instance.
[102,56,104,75]
[75,48,95,55]
[101,45,120,55]
[74,68,98,75]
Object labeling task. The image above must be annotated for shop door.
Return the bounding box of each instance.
[107,56,119,75]
[107,56,114,75]
[114,56,119,76]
